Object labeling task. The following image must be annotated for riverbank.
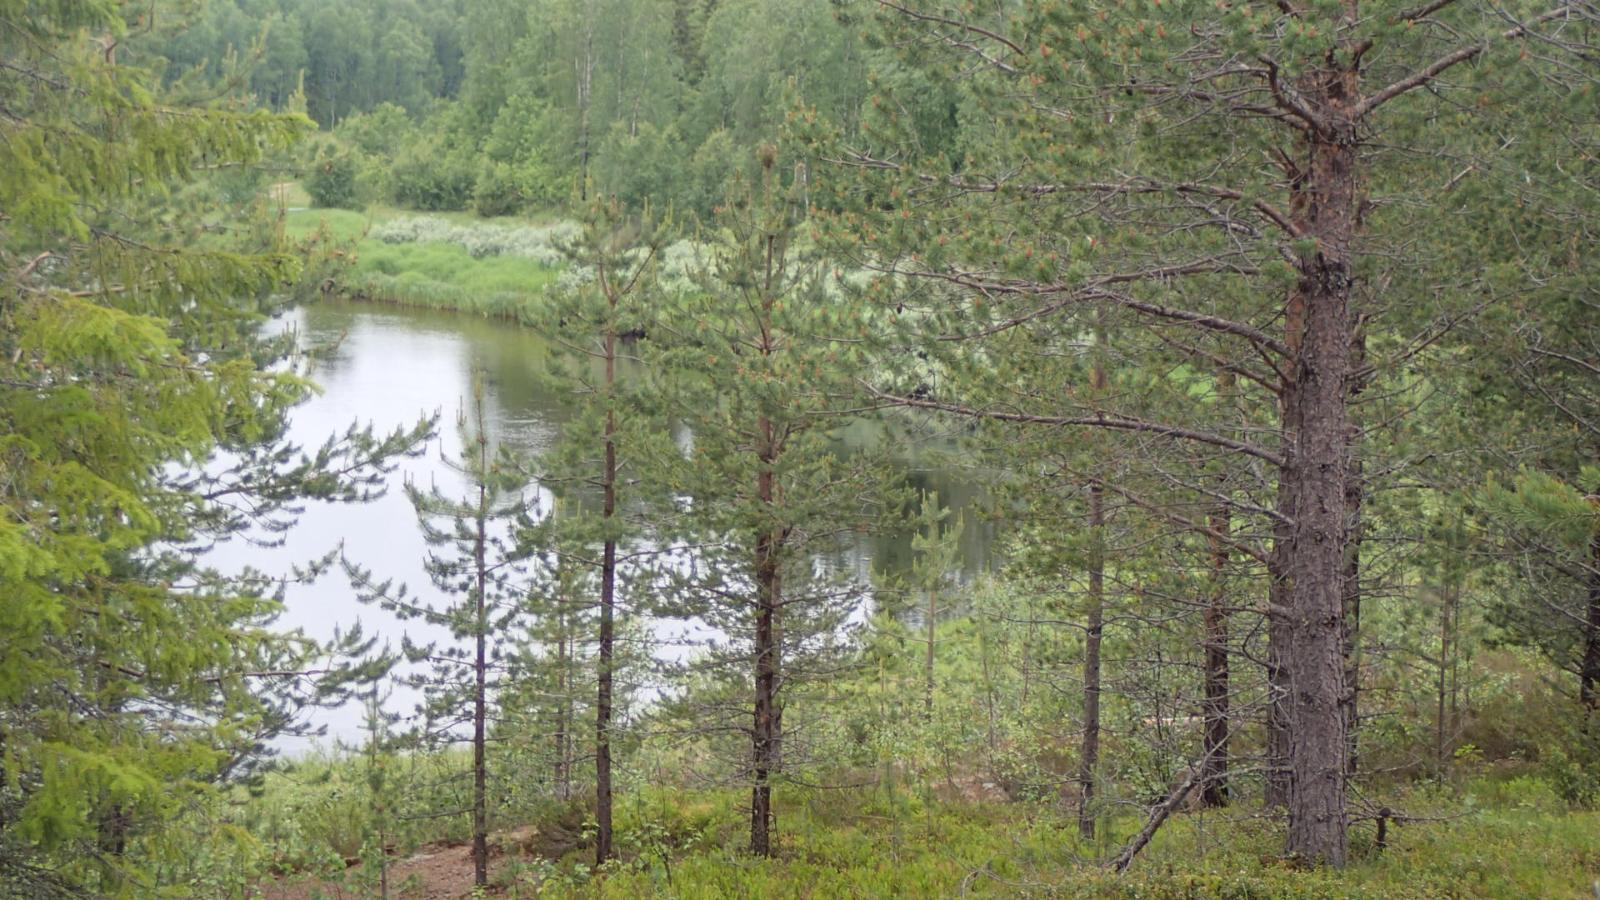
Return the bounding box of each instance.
[277,190,862,332]
[281,196,567,323]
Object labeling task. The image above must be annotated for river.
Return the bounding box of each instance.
[204,299,1000,750]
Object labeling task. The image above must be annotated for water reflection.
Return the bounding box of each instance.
[204,300,998,749]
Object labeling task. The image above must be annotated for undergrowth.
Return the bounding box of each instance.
[167,750,1600,898]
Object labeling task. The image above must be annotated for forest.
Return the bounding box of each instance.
[4,0,1600,897]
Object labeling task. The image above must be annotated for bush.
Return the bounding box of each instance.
[305,145,360,209]
[388,137,475,211]
[473,161,524,218]
[335,102,414,157]
[1542,735,1600,807]
[592,121,685,211]
[484,93,570,208]
[384,104,479,211]
[686,129,748,221]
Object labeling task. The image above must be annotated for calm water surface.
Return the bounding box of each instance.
[205,300,998,750]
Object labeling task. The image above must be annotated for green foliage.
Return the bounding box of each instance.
[0,0,432,893]
[1478,469,1600,694]
[593,122,688,215]
[495,781,1600,898]
[684,129,751,220]
[482,93,569,210]
[385,103,479,211]
[305,142,361,209]
[334,102,417,157]
[389,141,477,211]
[137,0,464,125]
[474,160,527,217]
[27,0,1600,892]
[134,0,869,220]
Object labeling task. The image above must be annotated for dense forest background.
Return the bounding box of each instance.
[141,0,874,217]
[5,0,1600,897]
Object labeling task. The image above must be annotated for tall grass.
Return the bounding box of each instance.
[284,207,563,321]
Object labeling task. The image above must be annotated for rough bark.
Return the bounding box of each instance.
[750,510,779,856]
[595,525,615,867]
[1281,99,1357,866]
[924,588,937,721]
[1079,352,1108,840]
[750,227,783,857]
[1201,493,1230,808]
[594,266,618,868]
[1436,576,1458,770]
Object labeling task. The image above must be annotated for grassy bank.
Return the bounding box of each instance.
[281,200,566,322]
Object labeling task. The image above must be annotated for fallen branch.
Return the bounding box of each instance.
[1108,756,1217,873]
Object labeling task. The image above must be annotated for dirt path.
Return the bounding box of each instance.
[258,827,538,899]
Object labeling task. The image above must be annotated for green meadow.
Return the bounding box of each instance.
[281,202,564,322]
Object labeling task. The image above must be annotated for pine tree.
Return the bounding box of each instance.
[820,0,1580,866]
[345,376,535,887]
[653,147,902,855]
[1,1,427,891]
[528,196,674,866]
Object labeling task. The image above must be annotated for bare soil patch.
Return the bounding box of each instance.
[257,826,540,899]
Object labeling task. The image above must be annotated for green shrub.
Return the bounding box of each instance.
[335,102,415,157]
[686,129,748,220]
[305,145,361,209]
[1543,738,1600,807]
[592,120,685,211]
[473,160,525,218]
[484,93,570,208]
[388,138,475,210]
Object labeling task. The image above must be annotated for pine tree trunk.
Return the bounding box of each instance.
[1266,515,1294,810]
[1281,109,1357,866]
[1343,457,1363,776]
[1078,483,1103,841]
[750,459,779,857]
[1201,497,1230,808]
[924,588,937,721]
[1267,525,1292,807]
[1436,578,1456,771]
[1582,531,1600,710]
[595,276,618,868]
[473,474,489,887]
[750,228,783,857]
[596,529,615,867]
[555,600,570,801]
[1079,352,1108,841]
